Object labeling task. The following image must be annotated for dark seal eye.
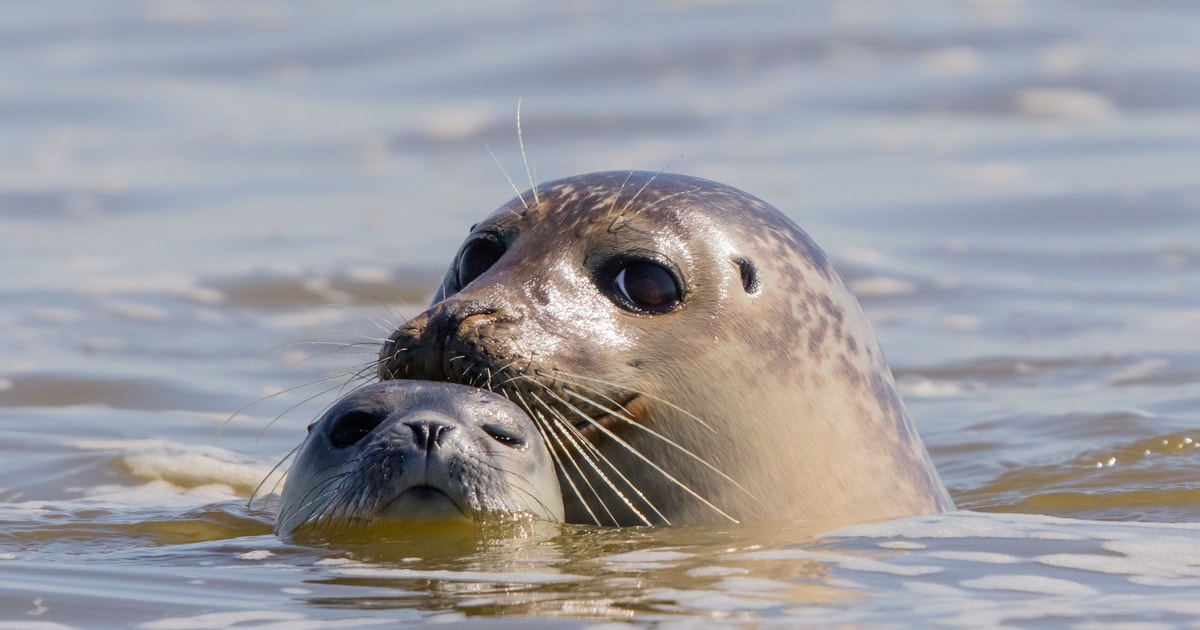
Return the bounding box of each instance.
[457,237,505,288]
[605,260,683,314]
[327,410,384,449]
[482,423,526,449]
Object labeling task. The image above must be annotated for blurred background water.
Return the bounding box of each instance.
[2,1,1200,627]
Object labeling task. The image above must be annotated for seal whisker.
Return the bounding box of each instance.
[551,369,716,433]
[224,367,367,440]
[553,385,764,510]
[509,388,612,526]
[515,98,538,208]
[485,143,528,211]
[524,391,656,526]
[279,468,355,532]
[535,389,670,525]
[540,387,739,524]
[250,442,303,506]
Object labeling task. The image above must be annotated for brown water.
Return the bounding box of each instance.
[3,1,1200,627]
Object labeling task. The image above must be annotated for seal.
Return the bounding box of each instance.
[377,170,954,527]
[275,380,564,536]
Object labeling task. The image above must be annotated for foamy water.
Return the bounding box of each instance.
[2,1,1199,626]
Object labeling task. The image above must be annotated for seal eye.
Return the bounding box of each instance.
[482,423,526,449]
[457,237,505,288]
[607,260,682,314]
[327,410,384,449]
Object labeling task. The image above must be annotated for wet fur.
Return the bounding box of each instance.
[375,170,954,527]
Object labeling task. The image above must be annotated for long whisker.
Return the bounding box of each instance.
[516,99,538,208]
[278,468,354,532]
[250,442,302,506]
[532,390,666,525]
[510,388,608,526]
[486,143,528,211]
[543,387,739,524]
[552,369,716,433]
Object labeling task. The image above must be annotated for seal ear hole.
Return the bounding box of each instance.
[327,410,385,449]
[735,258,761,295]
[456,236,506,288]
[482,423,526,449]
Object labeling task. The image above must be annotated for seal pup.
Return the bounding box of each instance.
[377,170,954,527]
[276,380,564,536]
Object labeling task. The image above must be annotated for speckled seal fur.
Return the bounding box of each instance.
[378,171,954,527]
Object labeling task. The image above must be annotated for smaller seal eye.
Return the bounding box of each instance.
[607,260,682,314]
[327,410,384,449]
[457,237,505,288]
[482,423,526,449]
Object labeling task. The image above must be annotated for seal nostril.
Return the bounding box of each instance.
[327,410,384,449]
[407,421,454,452]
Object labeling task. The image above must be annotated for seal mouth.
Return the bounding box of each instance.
[381,485,471,522]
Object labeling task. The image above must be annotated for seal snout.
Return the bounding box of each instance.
[378,299,501,381]
[405,419,454,454]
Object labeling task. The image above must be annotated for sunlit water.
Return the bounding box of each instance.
[3,1,1200,627]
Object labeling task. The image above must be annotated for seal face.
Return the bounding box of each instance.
[275,381,564,536]
[378,170,954,527]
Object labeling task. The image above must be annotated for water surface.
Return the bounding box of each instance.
[3,1,1200,627]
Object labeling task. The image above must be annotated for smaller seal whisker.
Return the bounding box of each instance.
[250,442,303,507]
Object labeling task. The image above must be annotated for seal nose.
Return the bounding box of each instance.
[378,298,497,380]
[405,420,455,453]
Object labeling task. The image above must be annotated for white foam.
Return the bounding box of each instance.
[739,548,942,577]
[877,540,925,550]
[343,266,392,284]
[826,511,1092,541]
[1015,88,1118,121]
[927,551,1020,564]
[921,46,981,77]
[897,378,982,398]
[100,299,168,322]
[850,276,915,297]
[959,574,1099,596]
[602,550,693,563]
[71,438,278,498]
[1038,536,1200,580]
[137,610,388,629]
[332,566,585,585]
[940,314,981,332]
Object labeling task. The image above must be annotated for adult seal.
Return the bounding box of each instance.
[377,171,954,527]
[275,380,564,536]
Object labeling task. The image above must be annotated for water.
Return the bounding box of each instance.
[3,0,1200,626]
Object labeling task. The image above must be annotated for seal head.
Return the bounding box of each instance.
[276,380,564,536]
[378,170,953,527]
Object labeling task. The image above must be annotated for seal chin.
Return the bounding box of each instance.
[381,486,470,522]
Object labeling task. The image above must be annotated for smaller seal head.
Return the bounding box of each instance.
[275,381,564,536]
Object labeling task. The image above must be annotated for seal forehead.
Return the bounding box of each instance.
[494,171,832,279]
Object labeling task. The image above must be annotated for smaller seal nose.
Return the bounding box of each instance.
[405,420,455,453]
